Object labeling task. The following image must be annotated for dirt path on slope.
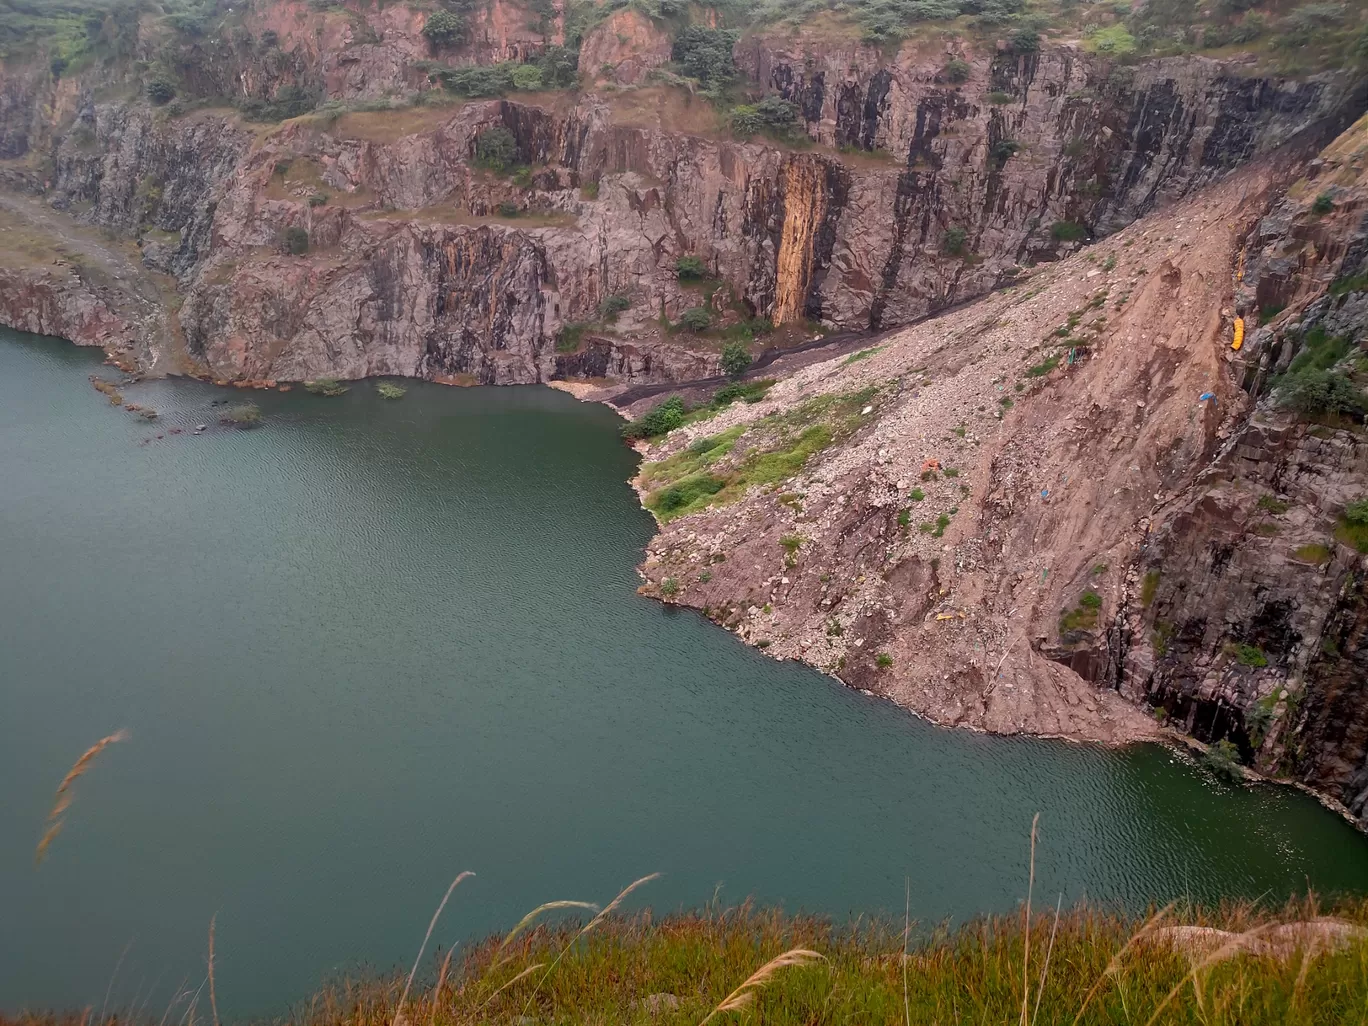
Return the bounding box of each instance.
[0,192,188,374]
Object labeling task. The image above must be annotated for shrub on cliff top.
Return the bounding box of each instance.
[421,8,464,48]
[944,58,971,82]
[728,96,800,139]
[675,255,707,281]
[679,307,712,333]
[670,26,738,87]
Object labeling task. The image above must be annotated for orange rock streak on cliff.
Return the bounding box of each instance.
[772,157,827,326]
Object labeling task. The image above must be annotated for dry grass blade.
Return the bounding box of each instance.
[491,901,601,966]
[1021,812,1039,1026]
[35,730,130,865]
[697,948,826,1026]
[1141,921,1282,1026]
[1070,902,1176,1026]
[576,873,662,940]
[429,948,453,1026]
[520,873,662,1017]
[391,871,474,1026]
[1031,894,1063,1026]
[477,963,545,1011]
[902,878,910,1026]
[207,915,220,1026]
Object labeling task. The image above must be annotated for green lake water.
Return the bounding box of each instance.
[3,327,1367,1014]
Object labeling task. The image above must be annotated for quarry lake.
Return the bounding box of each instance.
[4,326,1368,1015]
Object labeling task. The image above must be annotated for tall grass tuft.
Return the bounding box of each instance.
[35,730,130,865]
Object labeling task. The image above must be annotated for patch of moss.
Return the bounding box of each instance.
[1292,543,1332,565]
[642,387,878,522]
[1140,569,1161,608]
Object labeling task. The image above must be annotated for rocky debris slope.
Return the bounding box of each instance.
[1117,114,1368,819]
[631,149,1308,746]
[0,0,1361,385]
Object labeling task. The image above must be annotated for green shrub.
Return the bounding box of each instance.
[897,508,911,528]
[1257,495,1290,514]
[1229,642,1268,667]
[305,377,349,396]
[376,382,407,399]
[1051,220,1088,242]
[660,577,679,597]
[875,651,894,668]
[600,294,631,321]
[1201,739,1245,784]
[679,307,712,333]
[422,8,464,48]
[942,226,968,256]
[989,139,1021,167]
[511,166,533,188]
[728,96,800,139]
[1337,499,1368,553]
[651,473,726,515]
[1277,369,1366,419]
[676,255,707,281]
[556,322,589,352]
[944,58,971,82]
[1312,192,1335,215]
[908,487,925,501]
[622,396,688,441]
[720,340,752,377]
[146,77,176,105]
[308,193,328,207]
[671,26,738,86]
[435,64,514,97]
[1079,590,1102,609]
[496,200,519,217]
[283,226,309,255]
[986,91,1013,104]
[473,126,518,173]
[511,63,543,90]
[1025,355,1060,377]
[1010,28,1039,52]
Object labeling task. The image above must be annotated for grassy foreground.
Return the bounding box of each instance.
[8,897,1368,1026]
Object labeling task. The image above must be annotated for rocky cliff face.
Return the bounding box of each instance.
[1113,116,1368,818]
[0,0,1362,385]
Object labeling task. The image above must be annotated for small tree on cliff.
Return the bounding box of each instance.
[283,226,309,256]
[422,9,465,49]
[720,341,752,378]
[146,77,176,105]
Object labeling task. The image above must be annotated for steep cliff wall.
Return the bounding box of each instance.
[1112,116,1368,817]
[0,2,1362,389]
